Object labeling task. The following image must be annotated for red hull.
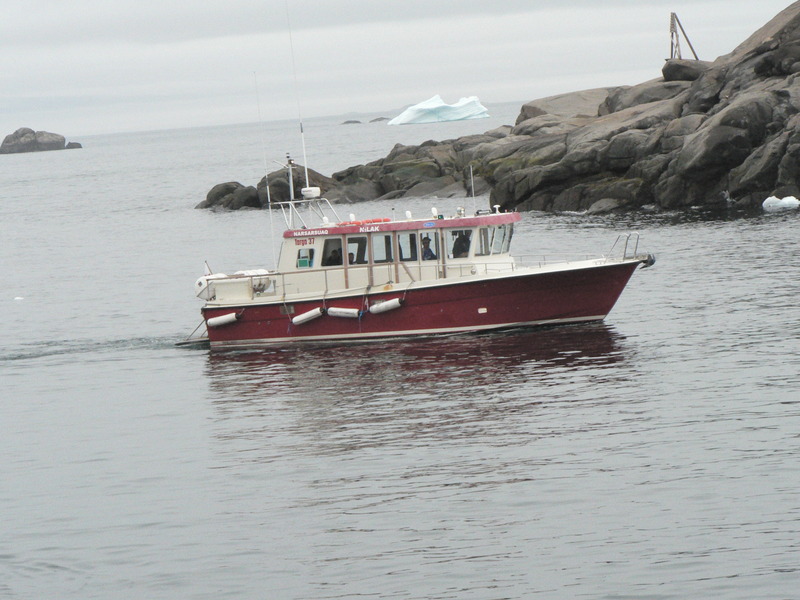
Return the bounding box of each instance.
[202,260,642,349]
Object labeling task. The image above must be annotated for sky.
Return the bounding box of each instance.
[1,0,795,136]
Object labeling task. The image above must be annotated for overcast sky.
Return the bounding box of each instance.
[1,0,793,136]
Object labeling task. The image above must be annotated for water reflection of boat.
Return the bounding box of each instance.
[203,323,628,402]
[202,324,632,458]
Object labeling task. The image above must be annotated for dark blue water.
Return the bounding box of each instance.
[2,106,799,599]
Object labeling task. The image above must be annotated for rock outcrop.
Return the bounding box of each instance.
[327,2,800,212]
[196,164,335,210]
[0,128,81,154]
[201,3,800,213]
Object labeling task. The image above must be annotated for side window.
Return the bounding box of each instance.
[398,233,417,261]
[322,238,343,266]
[475,227,491,256]
[503,224,513,253]
[372,233,393,263]
[420,233,439,261]
[491,225,506,255]
[347,236,368,264]
[488,224,514,254]
[449,229,472,258]
[296,248,315,268]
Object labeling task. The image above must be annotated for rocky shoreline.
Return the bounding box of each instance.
[0,128,82,154]
[200,3,800,213]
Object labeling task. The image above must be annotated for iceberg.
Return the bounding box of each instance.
[388,95,489,125]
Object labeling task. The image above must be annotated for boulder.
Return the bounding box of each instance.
[587,197,627,214]
[405,175,458,198]
[324,180,384,204]
[195,182,245,209]
[515,88,613,124]
[662,58,714,81]
[256,164,336,207]
[379,159,443,193]
[674,125,754,177]
[229,186,261,210]
[598,79,691,114]
[466,175,491,197]
[329,136,495,203]
[727,131,789,202]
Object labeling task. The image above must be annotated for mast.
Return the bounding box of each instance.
[253,72,278,270]
[286,154,297,230]
[285,0,310,188]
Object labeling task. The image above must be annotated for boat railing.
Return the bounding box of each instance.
[513,253,599,268]
[203,244,644,303]
[607,232,642,260]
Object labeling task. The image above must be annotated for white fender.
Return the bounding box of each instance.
[207,312,240,327]
[369,298,403,314]
[327,307,361,318]
[763,195,800,211]
[292,307,325,325]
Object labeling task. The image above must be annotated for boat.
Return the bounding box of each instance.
[187,164,654,350]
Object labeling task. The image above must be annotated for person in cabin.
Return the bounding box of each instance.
[326,249,342,266]
[421,237,436,260]
[452,232,470,258]
[348,252,355,265]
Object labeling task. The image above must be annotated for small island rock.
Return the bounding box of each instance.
[0,128,82,154]
[197,165,336,210]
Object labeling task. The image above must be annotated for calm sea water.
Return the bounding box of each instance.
[1,105,799,600]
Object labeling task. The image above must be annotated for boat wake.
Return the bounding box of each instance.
[0,336,182,363]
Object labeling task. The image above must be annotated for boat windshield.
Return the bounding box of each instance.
[474,224,514,256]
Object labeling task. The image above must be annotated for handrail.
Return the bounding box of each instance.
[608,232,641,260]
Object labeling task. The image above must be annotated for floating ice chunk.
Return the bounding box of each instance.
[762,195,800,211]
[388,95,489,125]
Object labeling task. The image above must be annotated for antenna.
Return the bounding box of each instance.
[254,72,278,270]
[284,0,310,187]
[469,164,477,215]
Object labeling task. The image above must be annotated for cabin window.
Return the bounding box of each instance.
[372,233,393,263]
[419,233,439,261]
[321,238,343,266]
[398,232,418,261]
[449,229,472,258]
[296,248,315,268]
[492,224,513,254]
[475,227,491,256]
[504,224,514,252]
[346,236,368,264]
